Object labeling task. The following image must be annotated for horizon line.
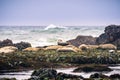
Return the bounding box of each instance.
[0,24,119,27]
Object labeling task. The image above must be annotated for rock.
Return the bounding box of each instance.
[79,44,99,50]
[56,72,83,79]
[14,41,31,51]
[0,46,18,53]
[109,74,120,79]
[57,39,69,46]
[30,68,57,80]
[67,35,96,47]
[57,45,80,52]
[96,25,120,49]
[23,47,40,52]
[0,39,13,48]
[44,45,63,50]
[30,68,83,80]
[73,64,112,72]
[90,73,108,78]
[98,44,117,50]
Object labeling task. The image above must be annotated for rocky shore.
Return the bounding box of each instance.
[28,68,120,80]
[0,25,120,80]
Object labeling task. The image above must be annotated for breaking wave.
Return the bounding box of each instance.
[44,24,67,30]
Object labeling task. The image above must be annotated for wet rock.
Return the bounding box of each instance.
[109,74,120,79]
[29,68,57,80]
[67,35,96,47]
[0,46,18,53]
[73,64,112,72]
[56,72,83,79]
[90,73,108,78]
[0,39,13,48]
[14,41,31,51]
[29,68,83,80]
[96,25,120,49]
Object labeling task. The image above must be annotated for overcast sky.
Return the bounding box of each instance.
[0,0,120,26]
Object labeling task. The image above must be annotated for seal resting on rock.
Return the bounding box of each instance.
[79,44,99,50]
[98,44,117,50]
[23,47,40,52]
[57,45,80,52]
[44,45,63,50]
[0,46,18,53]
[57,39,69,46]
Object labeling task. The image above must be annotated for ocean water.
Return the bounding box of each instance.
[0,25,105,47]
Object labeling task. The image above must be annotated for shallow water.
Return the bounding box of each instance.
[0,70,33,80]
[0,65,120,80]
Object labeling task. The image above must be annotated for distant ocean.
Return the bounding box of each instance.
[0,24,105,47]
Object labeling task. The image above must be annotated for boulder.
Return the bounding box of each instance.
[44,45,63,50]
[0,39,13,48]
[98,44,117,50]
[23,47,40,52]
[96,25,120,49]
[14,41,31,51]
[0,46,18,53]
[67,35,96,47]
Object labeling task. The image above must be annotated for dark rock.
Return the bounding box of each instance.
[29,68,57,80]
[109,74,120,79]
[56,72,83,79]
[67,35,96,47]
[73,64,112,72]
[29,68,83,80]
[14,41,31,51]
[96,25,120,49]
[0,39,13,48]
[90,73,108,78]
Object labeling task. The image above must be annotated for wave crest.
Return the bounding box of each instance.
[44,24,67,30]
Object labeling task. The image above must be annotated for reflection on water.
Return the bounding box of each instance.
[0,65,120,80]
[0,70,33,80]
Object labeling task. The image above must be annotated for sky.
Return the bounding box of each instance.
[0,0,120,26]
